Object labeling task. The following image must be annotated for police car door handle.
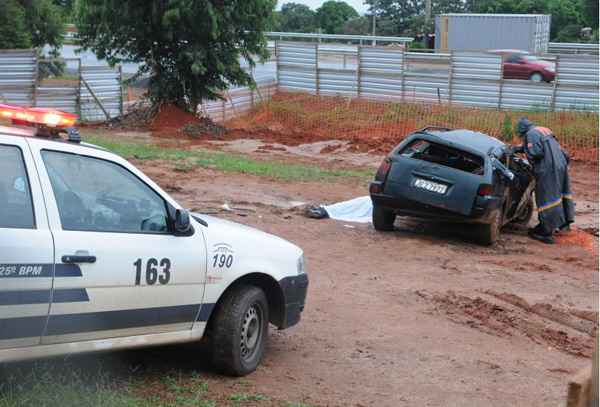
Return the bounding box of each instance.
[62,254,96,264]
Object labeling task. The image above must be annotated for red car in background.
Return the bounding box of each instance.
[489,50,556,82]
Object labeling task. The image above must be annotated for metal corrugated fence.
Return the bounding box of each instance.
[201,79,277,123]
[358,47,403,100]
[554,54,599,111]
[277,42,317,93]
[548,42,599,55]
[450,52,502,108]
[0,50,36,106]
[80,65,122,121]
[36,86,78,113]
[276,42,599,112]
[0,50,122,122]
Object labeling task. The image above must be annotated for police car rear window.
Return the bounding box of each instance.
[400,139,485,175]
[0,145,35,229]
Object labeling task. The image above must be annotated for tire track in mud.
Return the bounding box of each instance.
[484,290,598,336]
[417,290,597,358]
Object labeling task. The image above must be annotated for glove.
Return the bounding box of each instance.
[508,144,524,154]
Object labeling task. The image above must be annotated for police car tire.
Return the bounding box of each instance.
[372,205,395,231]
[210,285,269,376]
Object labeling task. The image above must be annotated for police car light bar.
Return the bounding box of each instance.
[0,104,77,129]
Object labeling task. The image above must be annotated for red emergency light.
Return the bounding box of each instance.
[0,104,77,129]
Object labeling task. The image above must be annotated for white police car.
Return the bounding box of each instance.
[0,104,308,376]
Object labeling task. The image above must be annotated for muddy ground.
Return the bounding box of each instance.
[119,134,598,407]
[8,130,597,406]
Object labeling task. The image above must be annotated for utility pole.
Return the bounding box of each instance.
[371,13,376,46]
[424,0,432,47]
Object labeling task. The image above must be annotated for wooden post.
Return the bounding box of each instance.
[498,55,505,110]
[401,49,406,102]
[565,337,598,407]
[357,46,362,98]
[81,77,111,120]
[226,90,238,118]
[447,50,455,106]
[275,41,280,92]
[32,54,39,107]
[118,64,123,116]
[550,55,560,112]
[76,59,82,118]
[255,80,264,103]
[315,43,320,96]
[593,337,599,406]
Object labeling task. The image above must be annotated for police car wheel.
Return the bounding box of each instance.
[210,285,269,376]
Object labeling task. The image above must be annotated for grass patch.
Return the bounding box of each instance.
[0,363,220,407]
[84,135,372,182]
[0,364,145,407]
[229,392,268,404]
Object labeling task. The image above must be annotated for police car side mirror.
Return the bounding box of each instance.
[174,209,193,236]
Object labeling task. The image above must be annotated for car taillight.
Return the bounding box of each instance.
[477,184,493,196]
[375,158,392,182]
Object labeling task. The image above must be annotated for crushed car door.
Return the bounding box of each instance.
[0,136,53,349]
[29,139,208,344]
[505,154,535,219]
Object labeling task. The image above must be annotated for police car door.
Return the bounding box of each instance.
[29,139,208,344]
[0,133,53,349]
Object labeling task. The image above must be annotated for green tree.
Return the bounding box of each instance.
[76,0,275,112]
[343,16,371,35]
[278,3,317,32]
[23,0,65,49]
[366,0,463,36]
[580,0,598,29]
[269,10,282,31]
[555,24,583,42]
[52,0,74,18]
[316,1,359,34]
[0,0,64,49]
[468,0,583,41]
[0,0,32,49]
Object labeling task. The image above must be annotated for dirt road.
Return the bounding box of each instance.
[130,145,598,407]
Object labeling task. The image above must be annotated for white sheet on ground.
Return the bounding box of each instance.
[322,196,373,223]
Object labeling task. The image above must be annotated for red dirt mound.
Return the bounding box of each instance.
[150,104,202,135]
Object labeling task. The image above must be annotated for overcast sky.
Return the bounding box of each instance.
[277,0,370,14]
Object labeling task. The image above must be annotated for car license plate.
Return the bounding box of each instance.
[414,178,447,194]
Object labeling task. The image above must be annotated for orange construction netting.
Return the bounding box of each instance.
[226,92,599,163]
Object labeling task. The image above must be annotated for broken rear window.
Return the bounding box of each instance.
[400,139,485,175]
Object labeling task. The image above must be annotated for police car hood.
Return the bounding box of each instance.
[192,213,303,259]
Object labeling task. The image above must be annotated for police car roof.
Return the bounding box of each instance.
[424,129,505,155]
[0,125,105,151]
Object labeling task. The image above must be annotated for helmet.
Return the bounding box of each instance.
[517,117,533,136]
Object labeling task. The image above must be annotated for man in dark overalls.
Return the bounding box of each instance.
[514,118,575,244]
